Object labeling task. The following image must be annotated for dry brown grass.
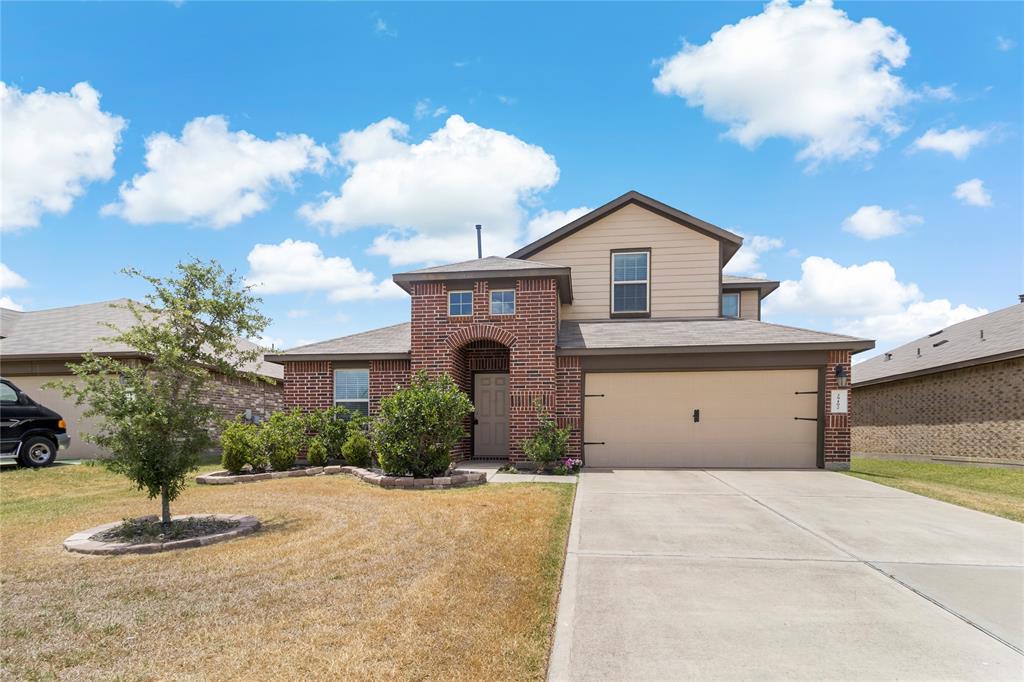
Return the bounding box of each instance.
[0,463,575,681]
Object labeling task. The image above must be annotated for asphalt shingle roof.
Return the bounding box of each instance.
[397,256,567,275]
[269,322,411,359]
[853,303,1024,386]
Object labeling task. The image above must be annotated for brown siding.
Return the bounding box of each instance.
[739,289,760,320]
[852,357,1024,462]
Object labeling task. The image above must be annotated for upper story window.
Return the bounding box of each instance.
[448,291,473,317]
[334,369,369,416]
[611,251,650,315]
[722,293,740,318]
[490,290,515,315]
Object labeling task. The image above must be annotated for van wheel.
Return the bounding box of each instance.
[18,436,57,467]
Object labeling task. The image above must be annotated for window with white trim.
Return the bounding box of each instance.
[334,369,369,416]
[611,251,649,314]
[722,293,740,318]
[490,289,515,315]
[448,291,473,316]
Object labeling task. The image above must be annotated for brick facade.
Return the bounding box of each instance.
[369,359,412,415]
[852,357,1024,463]
[556,356,583,459]
[283,360,333,412]
[201,374,284,423]
[823,350,852,470]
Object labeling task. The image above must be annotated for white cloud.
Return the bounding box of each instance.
[953,178,992,207]
[653,0,910,165]
[723,234,784,277]
[1,82,125,231]
[765,256,986,349]
[300,114,559,265]
[414,99,448,119]
[910,126,988,159]
[525,206,591,242]
[841,205,922,240]
[245,239,403,302]
[919,84,955,100]
[0,296,24,311]
[103,116,328,227]
[996,36,1016,52]
[0,263,28,290]
[374,17,397,38]
[286,309,310,319]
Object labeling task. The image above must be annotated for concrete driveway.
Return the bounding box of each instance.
[549,469,1024,681]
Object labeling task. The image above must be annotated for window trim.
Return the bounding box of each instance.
[448,290,474,317]
[489,289,516,316]
[333,368,369,416]
[722,292,741,319]
[609,248,651,318]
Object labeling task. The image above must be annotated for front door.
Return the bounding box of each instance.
[473,373,509,458]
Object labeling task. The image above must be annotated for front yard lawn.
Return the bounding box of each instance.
[1,463,574,680]
[846,457,1024,523]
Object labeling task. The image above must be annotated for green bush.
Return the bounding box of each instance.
[220,418,260,474]
[521,400,571,471]
[304,406,351,460]
[372,371,473,477]
[306,438,329,467]
[341,430,372,468]
[262,409,306,472]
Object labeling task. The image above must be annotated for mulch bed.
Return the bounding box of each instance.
[64,514,260,555]
[91,516,240,544]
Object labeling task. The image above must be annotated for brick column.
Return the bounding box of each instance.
[824,349,852,470]
[556,356,582,459]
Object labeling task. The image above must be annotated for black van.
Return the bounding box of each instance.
[0,377,70,467]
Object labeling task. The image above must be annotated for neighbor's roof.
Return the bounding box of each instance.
[853,303,1024,387]
[722,275,780,298]
[557,318,874,355]
[265,322,412,363]
[0,299,283,380]
[508,190,744,264]
[393,256,572,301]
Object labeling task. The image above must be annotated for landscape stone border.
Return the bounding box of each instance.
[63,514,260,556]
[196,465,487,489]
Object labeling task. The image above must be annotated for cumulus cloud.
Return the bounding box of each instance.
[0,263,28,290]
[910,126,988,159]
[1,82,125,231]
[300,114,559,265]
[653,0,910,165]
[0,296,24,311]
[525,206,591,242]
[953,178,992,207]
[723,234,783,278]
[841,205,922,240]
[103,116,328,227]
[245,239,403,302]
[765,256,985,349]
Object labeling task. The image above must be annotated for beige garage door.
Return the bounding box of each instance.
[583,370,819,468]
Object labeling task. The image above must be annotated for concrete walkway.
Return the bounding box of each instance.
[549,469,1024,681]
[454,461,577,484]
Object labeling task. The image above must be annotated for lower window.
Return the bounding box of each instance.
[334,368,369,416]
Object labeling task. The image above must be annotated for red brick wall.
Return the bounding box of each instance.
[556,355,583,459]
[824,349,852,469]
[369,359,411,415]
[283,360,333,412]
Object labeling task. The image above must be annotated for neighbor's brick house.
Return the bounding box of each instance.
[852,302,1024,464]
[269,191,873,469]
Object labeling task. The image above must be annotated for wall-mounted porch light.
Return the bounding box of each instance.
[834,364,849,388]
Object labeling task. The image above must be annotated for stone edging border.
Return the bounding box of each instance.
[63,514,260,556]
[196,465,487,489]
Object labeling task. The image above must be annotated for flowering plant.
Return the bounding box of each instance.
[553,457,583,475]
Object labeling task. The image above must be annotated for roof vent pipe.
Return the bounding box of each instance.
[1019,293,1024,303]
[476,224,482,259]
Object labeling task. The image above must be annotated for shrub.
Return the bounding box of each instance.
[220,418,260,474]
[262,409,306,472]
[306,438,329,467]
[521,400,571,471]
[304,406,351,460]
[341,430,372,468]
[372,371,473,477]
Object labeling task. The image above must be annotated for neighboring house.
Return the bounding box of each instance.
[0,299,284,459]
[268,191,873,470]
[852,301,1024,464]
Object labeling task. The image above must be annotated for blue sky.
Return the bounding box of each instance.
[1,1,1020,356]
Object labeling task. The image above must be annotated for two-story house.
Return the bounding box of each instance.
[268,191,874,470]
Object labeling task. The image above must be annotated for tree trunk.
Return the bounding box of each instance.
[161,484,172,529]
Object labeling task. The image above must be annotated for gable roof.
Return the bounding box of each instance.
[853,303,1024,387]
[508,190,744,264]
[722,275,780,299]
[393,256,573,300]
[558,318,873,355]
[0,299,283,380]
[265,322,411,363]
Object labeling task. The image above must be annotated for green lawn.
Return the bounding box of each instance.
[846,457,1024,522]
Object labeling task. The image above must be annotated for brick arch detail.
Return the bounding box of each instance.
[444,324,517,351]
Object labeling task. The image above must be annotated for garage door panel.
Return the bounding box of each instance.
[584,370,818,469]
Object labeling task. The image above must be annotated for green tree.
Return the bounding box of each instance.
[52,259,269,527]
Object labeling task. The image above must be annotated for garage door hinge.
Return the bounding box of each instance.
[584,393,605,398]
[794,390,818,395]
[583,441,606,446]
[793,417,818,421]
